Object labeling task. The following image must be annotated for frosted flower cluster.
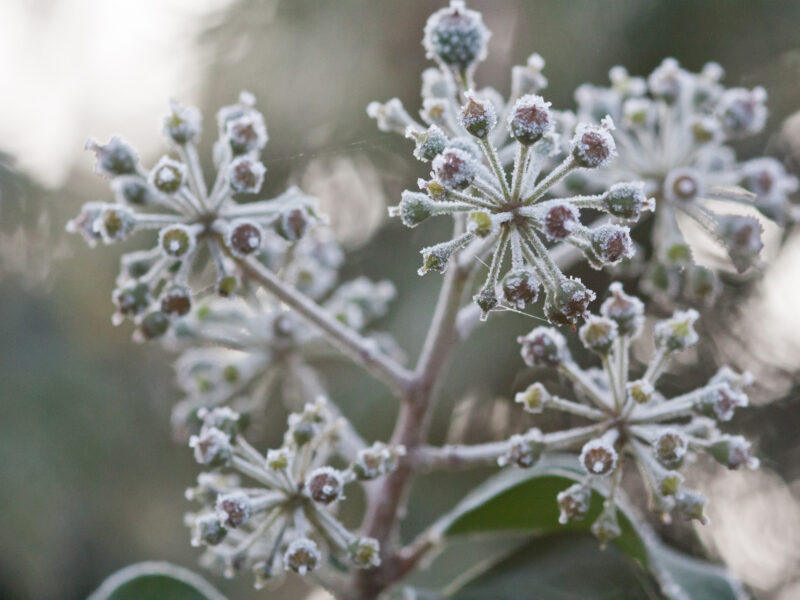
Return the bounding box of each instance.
[168,228,397,436]
[369,0,654,326]
[185,399,402,588]
[572,60,798,303]
[67,92,318,341]
[512,283,758,542]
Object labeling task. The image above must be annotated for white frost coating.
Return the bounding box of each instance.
[158,224,197,258]
[717,86,768,138]
[663,167,704,203]
[571,119,617,168]
[654,309,699,351]
[283,538,321,575]
[149,155,187,193]
[507,94,552,144]
[305,465,345,503]
[580,436,619,475]
[431,147,477,190]
[215,490,252,528]
[189,427,232,466]
[226,155,266,193]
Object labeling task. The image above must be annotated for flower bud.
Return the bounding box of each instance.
[367,98,414,134]
[160,285,192,317]
[717,87,767,138]
[159,224,197,259]
[600,282,644,337]
[393,191,435,228]
[86,137,138,176]
[352,443,404,480]
[622,97,653,127]
[283,538,320,575]
[66,202,105,246]
[349,538,381,569]
[571,119,616,169]
[418,239,460,275]
[198,407,242,437]
[266,448,290,471]
[591,509,621,544]
[191,513,227,547]
[217,275,238,297]
[716,215,763,273]
[432,147,477,190]
[163,100,202,145]
[112,176,156,206]
[423,0,490,71]
[190,427,233,467]
[113,282,151,318]
[149,156,186,194]
[674,490,709,524]
[579,316,618,355]
[514,381,550,413]
[98,206,136,243]
[707,435,759,470]
[216,491,252,528]
[542,203,579,240]
[498,431,545,468]
[502,267,540,309]
[580,436,618,476]
[225,112,268,155]
[459,92,497,139]
[654,429,688,468]
[654,309,699,352]
[590,224,634,265]
[227,156,266,194]
[473,286,498,320]
[647,58,685,102]
[517,327,570,367]
[664,167,703,204]
[408,125,448,162]
[557,483,591,524]
[602,182,654,220]
[511,53,548,97]
[139,310,170,340]
[508,94,552,146]
[695,383,748,422]
[275,207,313,242]
[545,278,596,327]
[466,210,493,238]
[627,379,655,404]
[305,466,345,504]
[226,220,264,257]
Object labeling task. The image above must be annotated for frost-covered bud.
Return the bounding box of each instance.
[367,98,414,134]
[514,381,550,413]
[216,491,252,529]
[349,538,381,569]
[466,210,493,237]
[579,316,618,355]
[546,278,596,327]
[352,443,404,480]
[225,112,268,155]
[664,167,703,203]
[432,147,477,190]
[163,100,201,145]
[498,431,545,468]
[603,182,654,220]
[393,191,434,228]
[740,158,799,222]
[112,176,156,206]
[622,97,653,127]
[627,379,655,405]
[511,53,548,97]
[66,202,105,246]
[198,407,242,437]
[502,268,540,309]
[656,469,684,497]
[517,327,570,367]
[708,435,759,470]
[591,509,621,544]
[542,204,579,240]
[113,282,151,318]
[590,224,634,265]
[266,448,290,471]
[600,282,644,337]
[139,310,170,340]
[408,125,448,162]
[227,156,266,194]
[97,206,136,243]
[557,483,591,524]
[86,137,138,176]
[275,207,312,241]
[160,285,192,317]
[717,215,763,273]
[159,224,197,259]
[149,156,186,194]
[654,309,699,352]
[580,436,618,476]
[571,119,616,169]
[473,286,498,319]
[191,513,227,547]
[655,430,688,467]
[423,0,490,71]
[226,220,264,257]
[508,94,552,146]
[695,383,748,422]
[717,87,767,138]
[190,427,233,467]
[459,92,497,139]
[418,239,462,275]
[674,489,709,524]
[710,366,754,391]
[648,58,685,102]
[284,538,320,575]
[305,466,344,504]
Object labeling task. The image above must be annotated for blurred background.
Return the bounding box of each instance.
[2,1,800,598]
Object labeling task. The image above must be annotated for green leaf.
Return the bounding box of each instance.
[87,562,227,600]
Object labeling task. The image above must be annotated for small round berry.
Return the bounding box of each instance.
[149,156,186,194]
[432,147,477,190]
[459,91,497,139]
[557,483,591,524]
[517,327,570,367]
[717,86,767,138]
[654,430,688,467]
[571,120,616,169]
[86,136,138,176]
[543,204,579,240]
[275,207,312,241]
[498,431,545,468]
[695,382,748,422]
[508,94,552,146]
[545,278,595,327]
[189,427,233,467]
[502,267,540,309]
[603,182,654,220]
[394,191,434,228]
[349,537,381,569]
[227,155,266,194]
[160,285,192,317]
[216,491,252,528]
[626,379,655,405]
[226,112,268,155]
[163,99,202,145]
[191,513,227,547]
[580,437,618,476]
[664,167,703,203]
[217,275,238,297]
[305,466,344,504]
[590,224,634,265]
[159,224,196,259]
[600,282,644,337]
[514,381,550,413]
[408,124,448,162]
[113,282,151,318]
[423,0,490,71]
[654,309,699,352]
[579,316,618,355]
[226,220,264,257]
[473,286,498,320]
[98,206,136,243]
[283,538,320,575]
[139,310,170,340]
[112,176,156,206]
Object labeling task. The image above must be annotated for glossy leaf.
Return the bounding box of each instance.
[87,562,227,600]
